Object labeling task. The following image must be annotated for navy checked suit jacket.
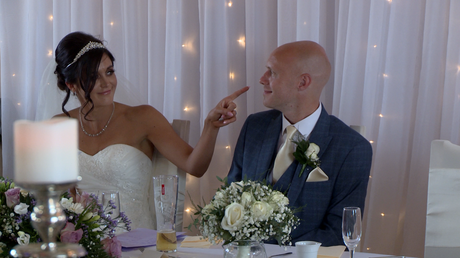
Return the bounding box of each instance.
[227,106,372,246]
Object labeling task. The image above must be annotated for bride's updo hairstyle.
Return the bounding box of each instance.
[54,31,115,118]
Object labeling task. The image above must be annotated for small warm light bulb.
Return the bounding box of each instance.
[184,107,189,111]
[185,208,191,213]
[12,74,16,77]
[379,114,383,118]
[369,176,372,179]
[229,72,235,80]
[373,45,377,48]
[48,50,53,56]
[367,248,370,251]
[228,1,232,7]
[387,0,392,3]
[226,145,230,149]
[370,140,374,143]
[237,37,245,47]
[381,213,385,217]
[383,73,388,78]
[110,22,114,26]
[182,44,185,48]
[457,65,460,74]
[49,15,53,21]
[174,76,177,81]
[17,103,21,106]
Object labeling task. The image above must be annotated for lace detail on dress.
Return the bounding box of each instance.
[78,144,155,230]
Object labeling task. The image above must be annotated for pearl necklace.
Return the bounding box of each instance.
[79,103,115,137]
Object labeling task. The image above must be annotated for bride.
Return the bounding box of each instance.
[42,31,248,230]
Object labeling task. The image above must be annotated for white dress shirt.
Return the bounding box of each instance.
[277,103,322,151]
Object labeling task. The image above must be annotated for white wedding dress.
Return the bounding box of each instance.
[77,144,155,230]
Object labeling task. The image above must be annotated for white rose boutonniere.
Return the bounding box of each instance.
[292,133,321,177]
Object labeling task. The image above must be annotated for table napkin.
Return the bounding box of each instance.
[317,245,346,258]
[117,228,186,250]
[180,236,213,248]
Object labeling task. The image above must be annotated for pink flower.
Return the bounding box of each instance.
[5,188,21,208]
[101,236,122,258]
[60,222,83,243]
[75,191,91,206]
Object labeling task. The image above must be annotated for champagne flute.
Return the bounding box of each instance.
[342,207,362,258]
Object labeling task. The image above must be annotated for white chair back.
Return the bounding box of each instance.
[151,119,190,232]
[425,140,460,258]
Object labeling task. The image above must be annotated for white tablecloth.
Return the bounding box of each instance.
[122,244,415,258]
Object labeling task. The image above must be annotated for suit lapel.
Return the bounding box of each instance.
[254,112,282,181]
[287,106,332,205]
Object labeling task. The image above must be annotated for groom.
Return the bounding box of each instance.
[227,41,372,246]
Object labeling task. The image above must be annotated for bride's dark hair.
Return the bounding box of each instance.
[54,31,115,118]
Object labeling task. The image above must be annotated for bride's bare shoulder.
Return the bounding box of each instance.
[122,104,163,121]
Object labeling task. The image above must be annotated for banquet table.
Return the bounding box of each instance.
[119,229,416,258]
[122,244,416,258]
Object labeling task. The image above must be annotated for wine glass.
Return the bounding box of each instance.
[342,207,362,258]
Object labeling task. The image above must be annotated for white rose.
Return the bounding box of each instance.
[305,143,320,161]
[251,201,273,221]
[240,192,254,207]
[60,197,73,210]
[221,203,245,231]
[20,189,29,197]
[269,192,289,207]
[14,203,29,215]
[17,231,30,245]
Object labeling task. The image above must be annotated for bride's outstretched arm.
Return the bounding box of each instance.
[186,86,249,177]
[146,86,249,177]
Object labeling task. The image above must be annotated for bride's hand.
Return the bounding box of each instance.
[206,86,250,128]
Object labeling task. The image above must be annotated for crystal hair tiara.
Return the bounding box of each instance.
[65,41,106,68]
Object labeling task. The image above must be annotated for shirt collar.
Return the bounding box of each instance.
[282,103,322,139]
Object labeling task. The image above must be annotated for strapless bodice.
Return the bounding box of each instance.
[78,144,155,230]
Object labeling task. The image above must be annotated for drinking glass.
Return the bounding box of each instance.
[101,190,121,218]
[153,175,179,252]
[342,207,362,258]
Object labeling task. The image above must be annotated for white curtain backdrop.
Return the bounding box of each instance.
[1,1,459,257]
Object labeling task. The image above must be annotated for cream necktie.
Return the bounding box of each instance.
[273,125,297,183]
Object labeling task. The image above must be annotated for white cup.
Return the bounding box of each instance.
[295,241,321,258]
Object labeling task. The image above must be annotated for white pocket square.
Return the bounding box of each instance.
[306,167,329,182]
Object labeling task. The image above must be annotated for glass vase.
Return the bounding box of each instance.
[224,240,267,258]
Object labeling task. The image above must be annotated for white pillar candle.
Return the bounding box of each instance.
[14,118,79,184]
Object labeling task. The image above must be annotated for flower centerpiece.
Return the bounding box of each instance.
[0,177,131,258]
[189,177,300,248]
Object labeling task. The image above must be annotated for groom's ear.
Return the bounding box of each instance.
[298,73,311,91]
